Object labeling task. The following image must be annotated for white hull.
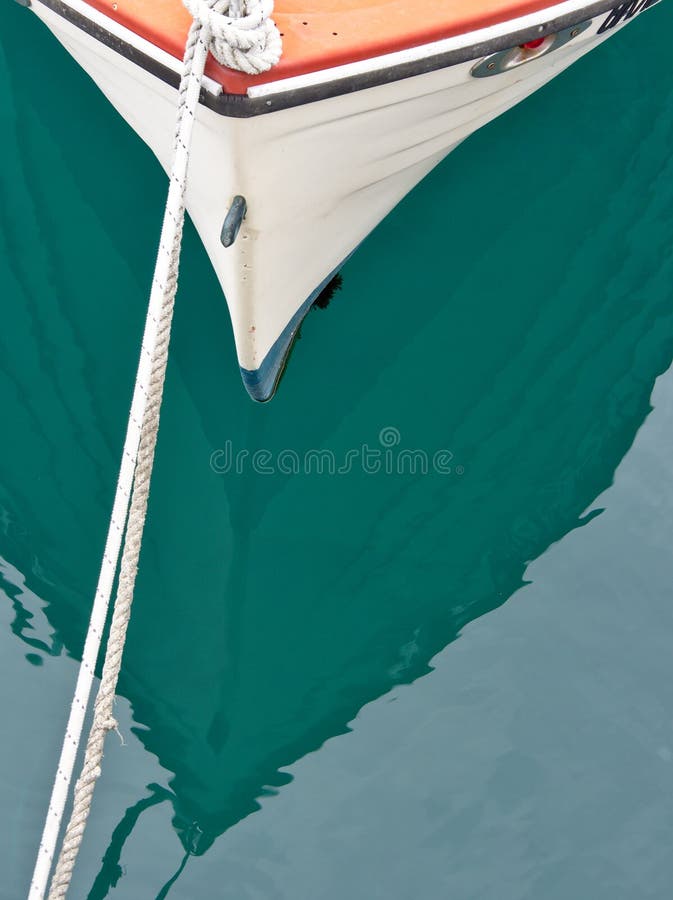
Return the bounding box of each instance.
[31,0,654,399]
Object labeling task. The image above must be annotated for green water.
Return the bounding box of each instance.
[2,2,673,897]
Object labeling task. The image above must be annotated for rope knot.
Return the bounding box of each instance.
[183,0,282,75]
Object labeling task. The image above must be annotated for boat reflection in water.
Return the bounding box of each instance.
[2,0,673,890]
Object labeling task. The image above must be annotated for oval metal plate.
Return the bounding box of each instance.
[471,19,592,78]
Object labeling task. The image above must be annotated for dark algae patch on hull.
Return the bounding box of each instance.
[2,1,673,896]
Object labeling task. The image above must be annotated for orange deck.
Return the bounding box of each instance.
[85,0,561,93]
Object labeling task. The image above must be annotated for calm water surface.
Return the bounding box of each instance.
[2,3,673,897]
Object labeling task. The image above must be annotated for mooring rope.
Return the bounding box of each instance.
[28,4,280,898]
[183,0,282,73]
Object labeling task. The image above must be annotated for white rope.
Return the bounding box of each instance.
[28,4,281,898]
[183,0,282,74]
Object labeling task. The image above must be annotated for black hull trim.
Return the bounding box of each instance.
[31,0,660,117]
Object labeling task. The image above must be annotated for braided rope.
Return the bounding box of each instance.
[182,0,282,74]
[29,3,281,898]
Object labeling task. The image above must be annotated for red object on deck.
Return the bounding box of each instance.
[82,0,563,93]
[521,36,547,48]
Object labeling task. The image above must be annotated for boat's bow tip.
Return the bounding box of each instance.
[236,294,315,402]
[239,364,280,403]
[235,267,348,401]
[239,327,298,401]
